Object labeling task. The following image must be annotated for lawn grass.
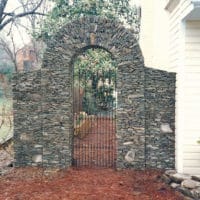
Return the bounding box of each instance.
[0,97,13,143]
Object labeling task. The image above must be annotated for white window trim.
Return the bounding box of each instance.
[176,20,186,174]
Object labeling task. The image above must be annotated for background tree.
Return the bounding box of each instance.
[0,34,17,72]
[16,0,50,66]
[37,0,141,41]
[0,0,45,31]
[0,0,48,145]
[74,48,117,114]
[0,0,49,73]
[0,44,13,143]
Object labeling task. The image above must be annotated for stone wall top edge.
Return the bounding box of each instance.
[45,16,138,46]
[144,66,176,76]
[12,70,42,82]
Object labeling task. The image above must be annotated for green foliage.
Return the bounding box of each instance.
[96,85,115,110]
[74,48,116,85]
[74,48,116,114]
[0,98,13,142]
[37,0,140,41]
[0,62,14,81]
[0,62,14,98]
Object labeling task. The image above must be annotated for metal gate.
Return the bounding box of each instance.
[72,48,117,168]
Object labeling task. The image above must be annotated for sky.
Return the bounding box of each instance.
[4,1,30,48]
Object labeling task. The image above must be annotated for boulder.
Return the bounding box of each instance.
[165,169,176,176]
[177,187,193,198]
[125,149,135,163]
[192,175,200,182]
[191,188,200,200]
[170,173,191,183]
[162,174,172,184]
[170,183,180,189]
[181,180,200,189]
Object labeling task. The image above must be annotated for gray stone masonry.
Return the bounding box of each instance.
[12,17,176,169]
[145,68,176,169]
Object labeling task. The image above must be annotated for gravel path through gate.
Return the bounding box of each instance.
[73,117,116,168]
[0,167,185,200]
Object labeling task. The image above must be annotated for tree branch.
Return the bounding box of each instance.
[0,35,17,72]
[0,0,8,24]
[0,0,44,31]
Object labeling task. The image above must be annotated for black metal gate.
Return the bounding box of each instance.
[72,48,117,168]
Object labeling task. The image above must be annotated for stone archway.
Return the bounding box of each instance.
[41,17,145,169]
[13,17,175,170]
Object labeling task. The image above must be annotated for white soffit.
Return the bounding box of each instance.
[165,0,181,12]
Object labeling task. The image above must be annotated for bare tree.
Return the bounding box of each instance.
[0,34,17,71]
[0,0,45,31]
[16,0,49,66]
[0,0,49,72]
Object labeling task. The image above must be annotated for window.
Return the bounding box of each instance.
[23,61,33,71]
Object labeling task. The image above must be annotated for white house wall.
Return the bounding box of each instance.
[167,1,200,175]
[168,0,193,71]
[140,0,169,70]
[140,0,200,175]
[140,0,154,66]
[182,20,200,174]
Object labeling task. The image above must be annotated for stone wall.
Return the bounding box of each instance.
[13,71,42,167]
[13,69,73,168]
[12,17,176,169]
[145,68,176,169]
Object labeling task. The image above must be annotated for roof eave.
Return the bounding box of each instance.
[165,0,180,12]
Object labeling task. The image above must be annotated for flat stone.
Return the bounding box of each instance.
[32,155,42,163]
[177,187,193,198]
[184,197,194,200]
[170,173,191,183]
[34,144,43,148]
[132,191,142,196]
[148,145,159,150]
[20,133,31,141]
[125,149,135,163]
[162,174,172,184]
[160,123,173,133]
[181,179,200,189]
[123,142,133,146]
[170,183,180,189]
[191,188,200,199]
[165,169,176,176]
[192,175,200,182]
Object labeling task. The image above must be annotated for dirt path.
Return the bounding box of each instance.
[0,168,185,200]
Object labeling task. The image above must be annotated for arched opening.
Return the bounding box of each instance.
[72,47,117,168]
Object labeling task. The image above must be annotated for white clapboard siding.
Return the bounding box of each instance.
[184,160,200,168]
[184,139,200,145]
[184,153,200,160]
[169,0,193,72]
[140,0,200,174]
[183,168,200,174]
[181,20,200,175]
[140,0,193,72]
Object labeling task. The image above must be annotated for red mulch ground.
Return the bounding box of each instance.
[0,167,185,200]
